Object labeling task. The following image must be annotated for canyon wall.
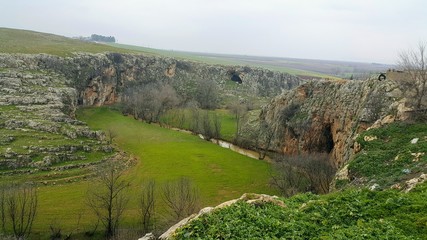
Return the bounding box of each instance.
[260,77,413,167]
[0,53,302,106]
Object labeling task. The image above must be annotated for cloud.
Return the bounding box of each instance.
[2,0,427,63]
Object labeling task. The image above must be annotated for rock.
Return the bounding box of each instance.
[410,138,419,144]
[410,152,424,162]
[369,183,380,191]
[259,78,409,168]
[138,233,155,240]
[404,173,427,193]
[364,135,377,142]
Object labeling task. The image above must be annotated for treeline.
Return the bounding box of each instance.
[120,80,221,139]
[74,34,116,43]
[0,164,200,239]
[90,34,115,43]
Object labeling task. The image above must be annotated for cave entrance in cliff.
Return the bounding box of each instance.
[323,124,334,153]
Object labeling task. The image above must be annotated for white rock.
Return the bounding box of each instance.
[410,138,419,144]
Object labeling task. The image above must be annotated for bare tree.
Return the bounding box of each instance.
[270,154,335,196]
[398,41,427,110]
[107,128,118,144]
[0,185,6,233]
[228,102,248,142]
[255,121,275,160]
[162,177,200,221]
[139,180,156,234]
[195,80,219,109]
[270,159,309,197]
[87,165,130,238]
[0,183,38,240]
[122,83,180,123]
[212,113,222,139]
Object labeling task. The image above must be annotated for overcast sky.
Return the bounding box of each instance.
[2,0,426,64]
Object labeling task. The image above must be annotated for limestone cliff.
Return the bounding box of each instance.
[260,77,413,167]
[0,53,302,106]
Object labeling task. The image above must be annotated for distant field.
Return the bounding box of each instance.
[0,28,134,57]
[107,43,393,79]
[108,43,342,79]
[27,107,275,238]
[0,28,391,79]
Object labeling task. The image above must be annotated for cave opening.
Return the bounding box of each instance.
[231,73,242,84]
[323,124,334,153]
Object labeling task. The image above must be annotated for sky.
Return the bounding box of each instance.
[2,0,427,64]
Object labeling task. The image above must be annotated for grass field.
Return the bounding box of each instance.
[160,108,239,142]
[26,107,275,238]
[0,28,135,57]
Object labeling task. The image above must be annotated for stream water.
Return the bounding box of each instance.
[166,125,271,161]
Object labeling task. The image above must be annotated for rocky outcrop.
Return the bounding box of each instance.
[0,53,302,106]
[0,69,112,176]
[260,78,412,168]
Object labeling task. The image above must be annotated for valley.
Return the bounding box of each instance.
[0,28,426,240]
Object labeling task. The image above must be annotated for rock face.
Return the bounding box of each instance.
[260,78,412,168]
[0,68,112,179]
[0,53,302,106]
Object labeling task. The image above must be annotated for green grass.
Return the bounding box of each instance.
[348,122,427,188]
[161,108,238,142]
[21,106,275,238]
[174,183,427,239]
[0,28,135,57]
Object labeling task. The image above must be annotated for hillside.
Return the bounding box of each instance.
[161,121,427,239]
[107,43,392,79]
[0,28,134,57]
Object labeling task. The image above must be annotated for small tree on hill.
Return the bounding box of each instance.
[0,183,38,240]
[87,164,129,238]
[139,179,156,234]
[398,41,427,110]
[162,177,200,221]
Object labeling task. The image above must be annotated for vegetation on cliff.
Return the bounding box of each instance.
[170,122,427,239]
[174,183,427,239]
[347,122,427,189]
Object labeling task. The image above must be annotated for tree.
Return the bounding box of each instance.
[139,180,156,234]
[270,154,335,197]
[195,80,219,109]
[87,165,130,238]
[398,41,427,110]
[255,121,275,160]
[162,177,200,221]
[107,128,117,144]
[122,83,180,123]
[0,183,38,240]
[228,102,248,143]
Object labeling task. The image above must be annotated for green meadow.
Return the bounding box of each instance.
[0,28,135,57]
[28,107,275,237]
[160,108,239,142]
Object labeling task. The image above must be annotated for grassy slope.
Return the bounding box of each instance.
[347,122,427,188]
[175,184,427,239]
[0,28,134,57]
[26,107,275,238]
[77,107,274,204]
